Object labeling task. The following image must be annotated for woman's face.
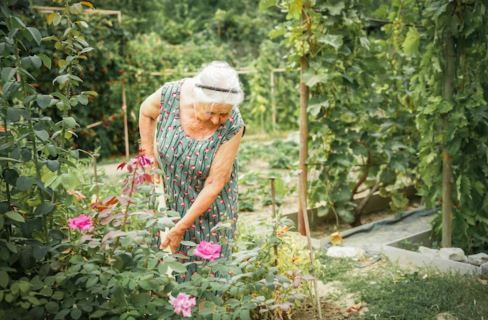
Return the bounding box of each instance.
[194,102,233,125]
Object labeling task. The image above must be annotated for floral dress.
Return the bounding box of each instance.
[155,80,244,279]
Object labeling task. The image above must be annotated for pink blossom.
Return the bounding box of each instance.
[194,241,221,261]
[169,293,196,318]
[136,154,152,167]
[68,214,93,232]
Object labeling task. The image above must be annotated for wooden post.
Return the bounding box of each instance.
[298,13,309,237]
[441,19,456,247]
[121,80,130,160]
[270,70,276,131]
[270,178,278,266]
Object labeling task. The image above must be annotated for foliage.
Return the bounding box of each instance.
[411,0,488,252]
[0,0,94,310]
[238,138,298,211]
[0,152,312,319]
[271,0,417,226]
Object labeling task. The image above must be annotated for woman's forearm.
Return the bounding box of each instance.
[176,182,224,230]
[139,104,157,157]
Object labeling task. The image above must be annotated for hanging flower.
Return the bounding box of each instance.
[68,214,93,232]
[169,293,196,318]
[194,241,221,261]
[276,225,289,237]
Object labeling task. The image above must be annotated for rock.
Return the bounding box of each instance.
[439,248,467,262]
[481,263,488,278]
[418,246,439,257]
[467,253,488,266]
[326,246,365,259]
[436,312,458,320]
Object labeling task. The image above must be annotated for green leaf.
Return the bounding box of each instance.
[402,27,420,56]
[86,276,98,288]
[62,117,78,129]
[52,291,64,300]
[167,261,187,273]
[323,2,345,15]
[180,241,197,247]
[1,67,16,82]
[38,53,52,69]
[6,211,25,223]
[53,75,69,88]
[79,47,94,54]
[34,202,55,216]
[35,130,50,141]
[46,301,59,314]
[3,168,19,185]
[78,95,88,105]
[27,27,42,46]
[37,95,53,109]
[90,310,107,318]
[0,271,9,288]
[287,0,303,19]
[32,246,49,261]
[16,176,35,191]
[240,309,251,320]
[7,107,22,122]
[46,159,60,172]
[319,34,343,50]
[70,307,82,320]
[259,0,276,11]
[30,55,42,69]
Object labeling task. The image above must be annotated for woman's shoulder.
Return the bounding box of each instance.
[221,107,245,143]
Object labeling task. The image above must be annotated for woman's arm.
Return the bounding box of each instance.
[161,127,244,252]
[138,87,162,157]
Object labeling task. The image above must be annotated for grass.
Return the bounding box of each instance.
[315,255,488,320]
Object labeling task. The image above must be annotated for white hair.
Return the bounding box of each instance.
[191,61,244,106]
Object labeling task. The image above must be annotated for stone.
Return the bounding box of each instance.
[436,312,458,320]
[466,253,488,266]
[481,262,488,278]
[418,246,439,257]
[326,246,365,259]
[439,248,467,262]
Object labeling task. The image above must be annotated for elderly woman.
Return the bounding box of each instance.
[138,61,245,273]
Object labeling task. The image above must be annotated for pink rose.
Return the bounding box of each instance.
[169,293,196,318]
[194,241,221,261]
[68,214,93,232]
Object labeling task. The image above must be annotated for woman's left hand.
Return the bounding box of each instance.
[160,225,186,253]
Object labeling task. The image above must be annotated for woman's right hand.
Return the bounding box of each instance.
[160,224,186,253]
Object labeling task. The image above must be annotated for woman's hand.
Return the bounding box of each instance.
[160,224,187,253]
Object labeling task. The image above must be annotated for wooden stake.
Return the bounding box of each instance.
[299,169,323,320]
[441,10,456,248]
[270,177,278,266]
[122,80,130,160]
[298,43,309,235]
[270,70,276,131]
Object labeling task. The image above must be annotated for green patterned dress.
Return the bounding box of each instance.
[155,80,244,280]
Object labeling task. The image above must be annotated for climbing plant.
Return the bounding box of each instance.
[412,0,488,252]
[268,0,417,225]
